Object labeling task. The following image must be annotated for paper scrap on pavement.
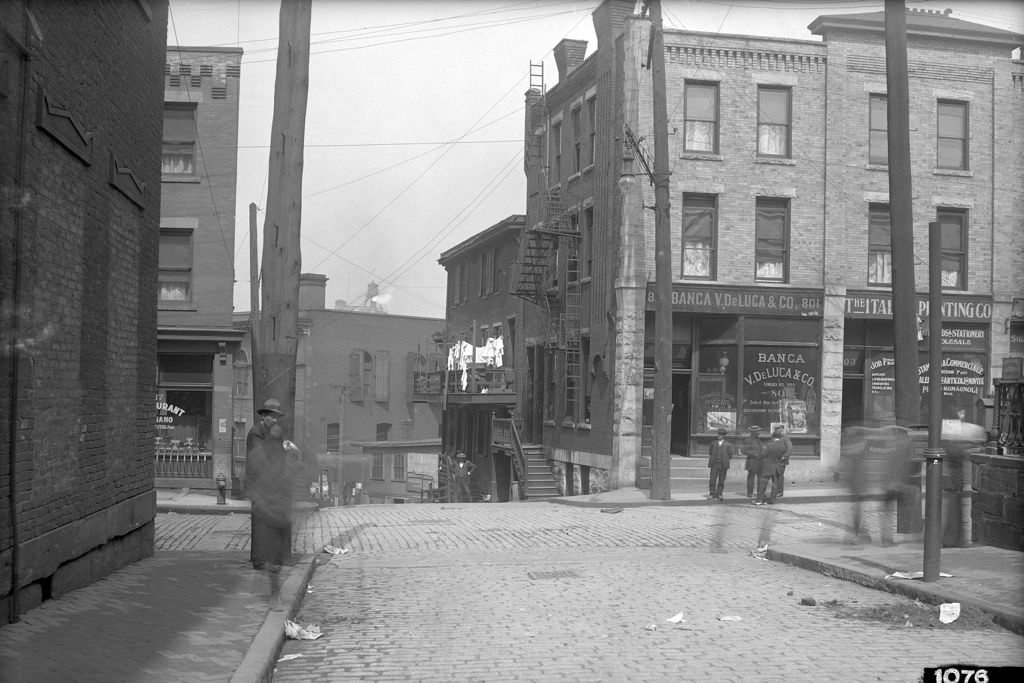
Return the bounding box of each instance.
[600,507,624,514]
[718,616,742,621]
[285,619,323,640]
[323,544,350,555]
[884,571,953,580]
[644,624,658,631]
[939,603,961,624]
[666,612,686,624]
[278,654,303,662]
[751,544,768,560]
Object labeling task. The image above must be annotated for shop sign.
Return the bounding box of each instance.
[156,398,186,430]
[845,292,992,322]
[1010,322,1024,355]
[647,285,822,316]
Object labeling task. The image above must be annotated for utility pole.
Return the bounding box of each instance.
[884,0,920,427]
[248,202,260,367]
[649,0,672,500]
[924,222,945,581]
[254,0,312,435]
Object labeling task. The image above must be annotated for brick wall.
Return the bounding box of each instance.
[0,0,168,619]
[971,452,1024,551]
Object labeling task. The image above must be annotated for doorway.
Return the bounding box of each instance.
[671,374,691,455]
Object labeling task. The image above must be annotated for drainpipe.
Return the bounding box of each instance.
[5,2,35,623]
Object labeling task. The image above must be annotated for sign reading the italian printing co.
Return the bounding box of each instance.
[844,292,992,322]
[646,285,823,316]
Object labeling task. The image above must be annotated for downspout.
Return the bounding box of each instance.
[5,2,34,623]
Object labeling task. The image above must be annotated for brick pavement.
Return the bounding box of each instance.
[1,498,1020,682]
[274,502,1024,682]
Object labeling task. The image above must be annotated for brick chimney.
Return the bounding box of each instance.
[553,38,588,80]
[299,273,327,310]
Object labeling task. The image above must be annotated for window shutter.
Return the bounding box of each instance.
[374,350,390,401]
[406,352,417,399]
[348,351,364,401]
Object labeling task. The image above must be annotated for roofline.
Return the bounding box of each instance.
[808,13,1023,48]
[438,214,525,265]
[166,46,245,54]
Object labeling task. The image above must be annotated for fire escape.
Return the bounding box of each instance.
[514,61,583,423]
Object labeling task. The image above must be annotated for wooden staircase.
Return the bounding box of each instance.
[522,443,560,499]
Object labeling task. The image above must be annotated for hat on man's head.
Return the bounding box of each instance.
[455,451,467,458]
[257,398,285,416]
[772,424,785,434]
[747,425,761,433]
[716,427,729,435]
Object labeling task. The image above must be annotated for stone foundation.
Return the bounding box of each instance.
[970,452,1024,551]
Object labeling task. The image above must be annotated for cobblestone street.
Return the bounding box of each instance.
[206,500,1024,682]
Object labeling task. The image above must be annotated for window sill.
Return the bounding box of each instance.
[568,171,582,183]
[755,157,795,166]
[582,164,595,176]
[576,422,592,431]
[161,176,201,184]
[543,419,557,428]
[562,420,576,429]
[679,152,722,162]
[159,303,197,311]
[933,168,973,178]
[548,183,562,193]
[580,276,593,285]
[865,163,888,171]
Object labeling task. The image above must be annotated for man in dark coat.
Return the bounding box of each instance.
[772,425,793,498]
[245,398,303,584]
[706,427,735,501]
[741,426,764,499]
[757,430,788,505]
[452,451,476,502]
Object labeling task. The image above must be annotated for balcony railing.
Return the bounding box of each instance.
[412,367,516,397]
[155,442,213,478]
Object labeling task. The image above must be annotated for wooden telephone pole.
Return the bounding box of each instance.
[649,0,673,500]
[254,0,312,430]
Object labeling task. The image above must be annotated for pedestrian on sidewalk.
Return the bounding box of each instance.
[771,425,793,498]
[452,451,476,502]
[245,398,304,594]
[707,427,735,501]
[757,429,787,505]
[740,425,763,499]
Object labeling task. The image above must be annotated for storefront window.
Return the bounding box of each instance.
[741,345,819,434]
[156,389,212,450]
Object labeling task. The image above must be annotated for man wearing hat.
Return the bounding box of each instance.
[245,398,303,585]
[451,451,475,502]
[706,427,735,501]
[740,426,764,500]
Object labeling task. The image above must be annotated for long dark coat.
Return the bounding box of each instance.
[245,422,303,566]
[762,437,788,476]
[741,436,764,473]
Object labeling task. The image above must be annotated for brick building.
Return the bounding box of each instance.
[0,1,169,621]
[156,46,245,496]
[504,1,1023,495]
[233,275,444,504]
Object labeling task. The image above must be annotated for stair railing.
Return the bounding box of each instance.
[492,416,529,500]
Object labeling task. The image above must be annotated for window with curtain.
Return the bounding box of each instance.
[755,198,789,282]
[937,208,967,289]
[682,194,716,279]
[159,229,193,303]
[937,100,968,170]
[868,204,892,285]
[757,86,791,157]
[684,82,718,153]
[162,103,197,176]
[869,94,888,165]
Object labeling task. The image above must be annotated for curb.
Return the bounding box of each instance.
[158,504,250,515]
[230,554,318,683]
[766,547,1024,637]
[547,491,877,508]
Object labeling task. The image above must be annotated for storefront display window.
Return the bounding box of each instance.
[741,345,818,433]
[157,354,213,454]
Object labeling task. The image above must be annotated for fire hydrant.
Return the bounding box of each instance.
[216,472,227,505]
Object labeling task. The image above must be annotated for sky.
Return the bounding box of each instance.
[165,0,1024,319]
